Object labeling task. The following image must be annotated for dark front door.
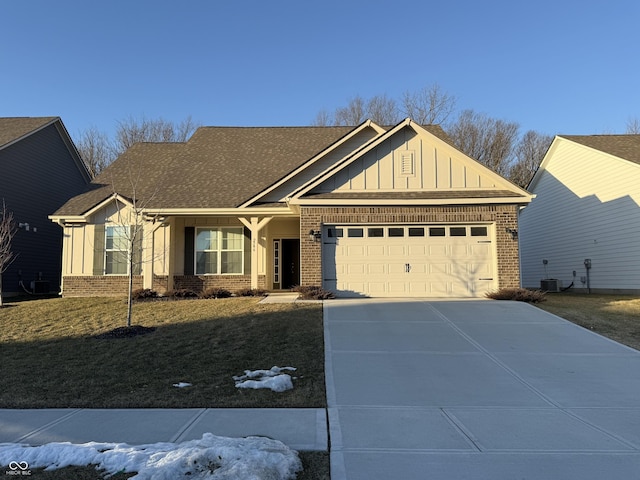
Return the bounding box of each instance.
[281,239,300,289]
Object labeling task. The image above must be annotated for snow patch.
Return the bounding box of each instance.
[233,367,296,393]
[0,433,301,480]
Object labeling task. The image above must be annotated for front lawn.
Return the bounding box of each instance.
[0,297,325,408]
[536,293,640,351]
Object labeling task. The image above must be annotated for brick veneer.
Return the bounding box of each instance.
[62,275,144,297]
[300,205,521,290]
[62,274,266,297]
[173,275,266,292]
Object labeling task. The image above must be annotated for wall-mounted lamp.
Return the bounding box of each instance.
[308,229,322,242]
[505,227,518,239]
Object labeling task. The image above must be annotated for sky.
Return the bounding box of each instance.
[2,0,639,141]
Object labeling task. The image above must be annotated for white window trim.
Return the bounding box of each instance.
[105,225,130,275]
[195,227,245,275]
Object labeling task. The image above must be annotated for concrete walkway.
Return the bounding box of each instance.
[0,408,327,451]
[324,299,640,480]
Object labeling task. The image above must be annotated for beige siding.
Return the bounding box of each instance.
[261,128,379,202]
[520,139,640,292]
[312,126,499,193]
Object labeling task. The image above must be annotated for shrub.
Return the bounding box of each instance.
[234,288,268,297]
[201,287,232,299]
[132,288,158,300]
[165,288,199,299]
[292,285,335,300]
[485,287,546,303]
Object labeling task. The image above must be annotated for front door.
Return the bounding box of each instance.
[281,239,300,289]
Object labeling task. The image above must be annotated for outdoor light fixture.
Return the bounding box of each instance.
[505,227,518,239]
[308,229,321,242]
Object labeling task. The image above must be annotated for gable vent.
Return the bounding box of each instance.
[400,151,415,176]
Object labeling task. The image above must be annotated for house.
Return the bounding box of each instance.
[49,118,532,298]
[0,117,91,296]
[519,134,640,294]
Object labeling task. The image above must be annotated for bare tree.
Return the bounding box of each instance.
[76,126,116,178]
[334,96,367,126]
[626,117,640,134]
[508,130,553,188]
[447,110,520,176]
[76,116,200,177]
[312,109,333,127]
[114,115,199,155]
[402,84,457,125]
[366,94,400,125]
[0,200,17,307]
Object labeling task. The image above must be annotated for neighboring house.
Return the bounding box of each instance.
[520,134,640,294]
[50,118,531,298]
[0,117,92,296]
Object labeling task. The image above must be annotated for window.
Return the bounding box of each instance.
[388,227,404,237]
[196,227,244,274]
[408,227,425,237]
[105,226,129,275]
[429,227,446,237]
[471,226,488,237]
[347,228,364,238]
[328,228,343,238]
[450,227,467,237]
[368,227,384,237]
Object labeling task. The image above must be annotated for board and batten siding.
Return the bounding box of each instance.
[261,127,380,202]
[313,126,498,193]
[0,122,90,294]
[519,138,640,293]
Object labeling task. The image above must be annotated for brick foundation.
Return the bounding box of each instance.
[62,276,144,297]
[300,205,521,290]
[173,275,266,293]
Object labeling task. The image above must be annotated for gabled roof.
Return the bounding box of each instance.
[559,134,640,165]
[53,126,354,216]
[0,117,59,149]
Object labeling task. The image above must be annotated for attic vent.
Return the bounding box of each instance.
[400,151,415,176]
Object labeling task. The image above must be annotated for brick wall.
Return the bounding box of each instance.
[173,275,266,293]
[300,205,521,290]
[62,276,144,297]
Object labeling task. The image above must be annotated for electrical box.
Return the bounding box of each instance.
[540,279,562,292]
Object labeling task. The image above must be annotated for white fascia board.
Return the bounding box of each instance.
[141,207,297,217]
[238,120,385,208]
[81,193,133,218]
[293,196,532,206]
[48,215,87,225]
[291,119,412,200]
[527,135,562,192]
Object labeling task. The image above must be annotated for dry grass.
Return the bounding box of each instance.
[0,297,325,408]
[536,293,640,351]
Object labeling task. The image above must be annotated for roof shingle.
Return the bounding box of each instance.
[0,117,58,149]
[561,134,640,165]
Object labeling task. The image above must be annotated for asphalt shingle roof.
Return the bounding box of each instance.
[54,126,355,215]
[0,117,58,149]
[561,134,640,165]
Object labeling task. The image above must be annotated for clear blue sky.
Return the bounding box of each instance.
[2,0,639,140]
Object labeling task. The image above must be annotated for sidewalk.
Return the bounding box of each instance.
[0,408,327,451]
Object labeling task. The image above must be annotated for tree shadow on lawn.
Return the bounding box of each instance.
[0,306,326,409]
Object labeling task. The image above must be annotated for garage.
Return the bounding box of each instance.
[322,224,496,297]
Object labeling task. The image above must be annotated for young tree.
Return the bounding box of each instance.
[626,117,640,134]
[0,201,17,307]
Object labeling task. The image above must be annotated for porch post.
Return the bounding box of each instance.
[238,216,272,289]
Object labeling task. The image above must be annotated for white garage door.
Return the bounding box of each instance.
[322,224,496,297]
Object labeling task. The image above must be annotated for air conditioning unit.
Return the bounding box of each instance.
[31,280,50,294]
[540,279,561,292]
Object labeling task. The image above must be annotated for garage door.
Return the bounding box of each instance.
[322,225,496,297]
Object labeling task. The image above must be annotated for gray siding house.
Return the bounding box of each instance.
[0,117,91,296]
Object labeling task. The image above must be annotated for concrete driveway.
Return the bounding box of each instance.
[324,299,640,480]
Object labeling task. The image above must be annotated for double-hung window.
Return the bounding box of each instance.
[196,227,244,274]
[105,226,129,275]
